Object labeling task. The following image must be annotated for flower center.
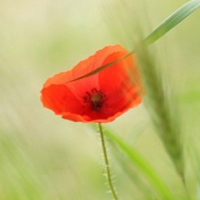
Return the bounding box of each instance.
[83,88,107,112]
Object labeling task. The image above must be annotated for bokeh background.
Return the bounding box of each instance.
[0,0,200,199]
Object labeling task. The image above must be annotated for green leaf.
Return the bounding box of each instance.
[69,0,200,83]
[90,124,173,200]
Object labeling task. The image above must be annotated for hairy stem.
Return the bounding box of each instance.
[98,123,119,200]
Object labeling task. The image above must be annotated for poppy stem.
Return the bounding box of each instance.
[98,123,119,200]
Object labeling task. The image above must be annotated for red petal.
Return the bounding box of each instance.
[41,84,82,116]
[98,46,141,95]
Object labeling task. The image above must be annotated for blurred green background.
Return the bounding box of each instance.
[0,0,200,199]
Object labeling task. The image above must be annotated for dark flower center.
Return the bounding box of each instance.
[83,88,107,111]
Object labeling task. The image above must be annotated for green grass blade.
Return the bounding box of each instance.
[144,0,200,45]
[68,0,200,83]
[107,135,158,199]
[136,43,184,179]
[90,124,173,200]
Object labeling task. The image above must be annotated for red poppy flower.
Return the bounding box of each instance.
[40,45,143,123]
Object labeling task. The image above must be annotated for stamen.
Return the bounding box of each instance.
[83,88,107,111]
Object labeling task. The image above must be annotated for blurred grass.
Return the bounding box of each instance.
[0,0,200,199]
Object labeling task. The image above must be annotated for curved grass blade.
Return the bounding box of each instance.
[107,134,159,199]
[68,51,133,83]
[68,0,200,83]
[144,0,200,45]
[90,124,173,200]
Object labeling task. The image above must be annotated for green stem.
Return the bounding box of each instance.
[98,123,119,200]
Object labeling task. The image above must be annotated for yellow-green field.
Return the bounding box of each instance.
[1,0,200,199]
